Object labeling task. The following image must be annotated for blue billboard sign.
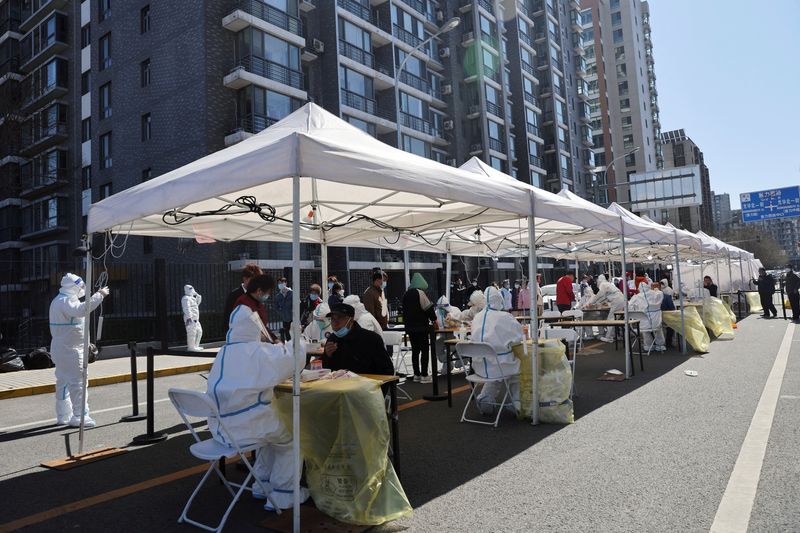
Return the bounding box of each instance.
[740,186,800,222]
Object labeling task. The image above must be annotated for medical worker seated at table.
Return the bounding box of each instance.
[321,303,394,375]
[206,303,308,511]
[343,294,384,334]
[629,280,666,352]
[585,275,626,343]
[471,287,525,413]
[450,290,487,323]
[301,303,333,343]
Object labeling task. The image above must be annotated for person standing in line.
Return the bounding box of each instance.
[555,272,575,313]
[49,274,110,426]
[500,279,513,310]
[274,277,293,342]
[451,277,467,309]
[328,281,344,307]
[464,278,481,301]
[224,264,263,322]
[402,273,439,383]
[785,265,799,323]
[753,268,778,318]
[301,283,322,326]
[516,280,530,315]
[362,271,389,329]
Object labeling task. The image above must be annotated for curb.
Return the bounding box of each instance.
[0,363,213,400]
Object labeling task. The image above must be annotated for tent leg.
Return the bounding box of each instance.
[292,176,301,533]
[78,234,93,455]
[445,251,452,302]
[621,222,631,379]
[674,241,687,354]
[404,250,410,290]
[528,192,539,426]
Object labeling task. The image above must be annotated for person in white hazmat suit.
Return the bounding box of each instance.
[49,273,110,426]
[471,287,525,414]
[181,284,203,351]
[343,295,383,334]
[586,275,626,342]
[206,306,309,511]
[451,290,487,323]
[301,303,333,343]
[628,281,665,352]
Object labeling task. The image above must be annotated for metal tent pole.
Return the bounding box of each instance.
[291,176,301,533]
[674,236,687,354]
[78,236,93,454]
[527,192,539,425]
[620,221,631,379]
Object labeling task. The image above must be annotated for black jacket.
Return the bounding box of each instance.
[224,285,246,323]
[706,283,718,297]
[402,288,437,333]
[754,274,776,295]
[322,322,394,376]
[786,271,800,295]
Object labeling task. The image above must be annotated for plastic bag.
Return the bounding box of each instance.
[744,291,762,314]
[0,348,24,373]
[702,298,734,340]
[721,299,737,324]
[22,347,54,370]
[273,376,412,526]
[514,340,574,424]
[663,307,710,353]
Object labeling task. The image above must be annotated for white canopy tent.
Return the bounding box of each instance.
[85,103,543,530]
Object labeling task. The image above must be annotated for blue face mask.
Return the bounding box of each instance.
[327,282,334,290]
[380,281,387,290]
[333,319,351,338]
[309,293,319,301]
[278,283,286,290]
[259,293,270,303]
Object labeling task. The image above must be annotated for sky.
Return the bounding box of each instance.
[646,0,800,209]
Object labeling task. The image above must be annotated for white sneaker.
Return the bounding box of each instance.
[413,375,421,382]
[252,479,270,500]
[56,416,71,426]
[599,337,615,343]
[420,375,432,384]
[68,415,96,428]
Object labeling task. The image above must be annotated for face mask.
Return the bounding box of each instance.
[259,293,270,303]
[472,282,478,287]
[278,283,286,290]
[327,282,334,290]
[514,284,520,289]
[380,281,387,290]
[337,290,344,296]
[333,319,351,338]
[309,293,319,301]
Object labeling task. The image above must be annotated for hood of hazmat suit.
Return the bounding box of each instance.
[302,303,333,341]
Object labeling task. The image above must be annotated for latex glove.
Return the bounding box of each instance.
[98,287,110,298]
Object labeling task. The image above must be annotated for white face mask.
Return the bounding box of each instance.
[337,290,344,296]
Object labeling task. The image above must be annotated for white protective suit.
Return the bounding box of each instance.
[343,295,383,334]
[629,282,665,351]
[207,305,308,510]
[471,287,525,411]
[660,279,674,297]
[500,284,513,311]
[587,275,626,341]
[452,290,487,323]
[181,284,203,351]
[301,303,333,343]
[49,273,107,425]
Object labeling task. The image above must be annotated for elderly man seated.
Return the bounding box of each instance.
[321,303,394,375]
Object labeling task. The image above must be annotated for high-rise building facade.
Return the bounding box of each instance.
[712,191,731,233]
[580,0,661,205]
[660,128,712,231]
[1,0,596,275]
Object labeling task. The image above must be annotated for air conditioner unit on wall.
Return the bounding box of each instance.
[312,38,324,53]
[443,119,454,130]
[441,83,453,95]
[436,9,444,22]
[439,46,450,58]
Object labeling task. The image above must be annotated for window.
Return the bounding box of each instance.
[344,115,376,137]
[81,24,91,48]
[99,0,111,21]
[625,152,636,167]
[618,81,628,96]
[611,12,622,26]
[141,168,152,181]
[621,115,633,129]
[581,10,593,24]
[402,134,428,157]
[615,46,625,62]
[99,33,111,70]
[100,132,112,168]
[99,182,112,200]
[141,113,151,141]
[610,0,620,8]
[583,28,594,41]
[400,92,423,118]
[623,134,634,149]
[616,63,627,78]
[339,18,370,53]
[140,58,150,87]
[620,98,630,110]
[99,82,111,118]
[81,71,91,95]
[613,29,623,44]
[489,156,504,172]
[81,166,92,189]
[339,66,372,97]
[81,118,91,142]
[140,5,150,34]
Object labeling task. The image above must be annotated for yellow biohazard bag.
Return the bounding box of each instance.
[273,377,412,526]
[702,298,734,339]
[744,291,762,314]
[721,299,737,323]
[514,340,574,424]
[663,307,710,353]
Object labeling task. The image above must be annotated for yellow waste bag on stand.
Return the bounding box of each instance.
[663,307,710,353]
[514,340,574,424]
[721,299,737,324]
[273,377,412,526]
[702,297,735,339]
[744,291,762,314]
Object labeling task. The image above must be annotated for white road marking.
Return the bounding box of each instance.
[710,323,796,533]
[0,399,170,433]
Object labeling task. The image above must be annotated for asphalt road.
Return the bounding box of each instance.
[0,315,797,532]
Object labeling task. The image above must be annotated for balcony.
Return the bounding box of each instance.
[339,40,375,69]
[558,139,570,153]
[19,16,69,72]
[573,34,585,53]
[224,55,304,92]
[21,212,69,240]
[0,16,21,36]
[399,69,430,95]
[393,24,424,50]
[400,112,435,136]
[526,122,540,137]
[480,31,499,50]
[399,0,436,24]
[19,0,67,33]
[224,114,279,145]
[19,165,68,198]
[519,31,533,48]
[488,137,505,153]
[483,65,500,83]
[521,61,536,79]
[486,100,504,119]
[570,10,582,31]
[340,89,395,122]
[477,0,494,14]
[0,58,22,82]
[21,61,69,113]
[20,122,67,157]
[337,0,372,23]
[529,154,544,169]
[222,0,304,38]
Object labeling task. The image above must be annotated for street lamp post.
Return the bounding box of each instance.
[590,146,640,205]
[395,17,460,288]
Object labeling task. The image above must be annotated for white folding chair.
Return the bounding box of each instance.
[381,330,412,400]
[168,388,281,533]
[456,342,517,428]
[627,310,659,356]
[543,328,578,398]
[560,309,585,351]
[539,310,562,337]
